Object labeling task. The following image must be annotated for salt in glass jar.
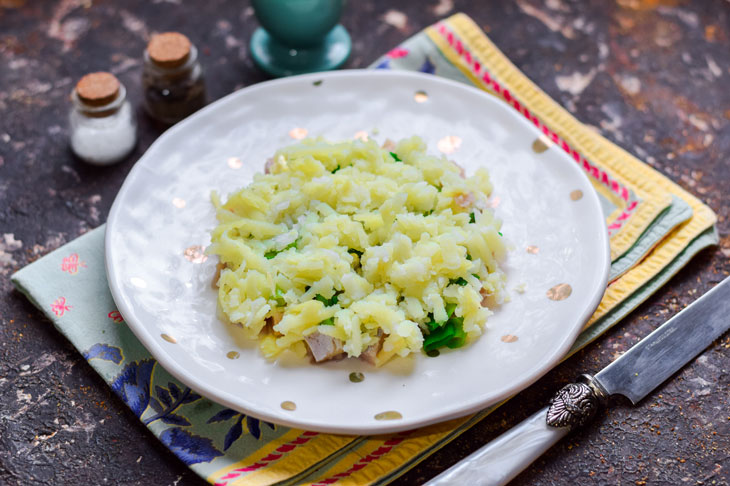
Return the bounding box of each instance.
[69,72,137,166]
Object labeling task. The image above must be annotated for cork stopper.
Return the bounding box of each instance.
[147,32,192,68]
[75,72,121,107]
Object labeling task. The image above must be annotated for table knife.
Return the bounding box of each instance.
[425,275,730,486]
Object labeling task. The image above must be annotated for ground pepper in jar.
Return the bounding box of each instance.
[143,32,207,124]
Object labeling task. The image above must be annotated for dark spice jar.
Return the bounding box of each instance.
[142,32,207,124]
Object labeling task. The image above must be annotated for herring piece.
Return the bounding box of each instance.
[454,192,475,209]
[304,332,346,363]
[451,160,466,178]
[263,313,283,335]
[360,329,385,365]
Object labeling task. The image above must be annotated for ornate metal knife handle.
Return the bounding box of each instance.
[546,374,609,428]
[424,374,611,486]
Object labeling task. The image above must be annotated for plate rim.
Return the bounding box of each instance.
[105,69,611,434]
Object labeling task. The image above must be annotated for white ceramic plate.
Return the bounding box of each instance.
[106,70,609,435]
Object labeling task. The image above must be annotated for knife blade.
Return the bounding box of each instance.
[594,275,730,403]
[425,276,730,486]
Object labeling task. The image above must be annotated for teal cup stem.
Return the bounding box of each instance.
[250,0,351,77]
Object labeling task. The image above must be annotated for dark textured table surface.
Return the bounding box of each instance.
[1,1,729,485]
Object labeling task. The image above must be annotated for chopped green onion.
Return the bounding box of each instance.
[389,151,402,162]
[472,273,480,279]
[319,317,335,326]
[445,317,466,349]
[348,248,363,257]
[445,303,457,317]
[423,322,455,351]
[285,239,299,250]
[466,253,472,261]
[423,316,467,352]
[450,277,469,286]
[498,231,503,236]
[469,212,476,224]
[314,294,329,305]
[425,316,441,332]
[274,286,286,306]
[314,292,340,306]
[426,306,456,330]
[332,165,341,173]
[423,209,434,216]
[265,238,299,259]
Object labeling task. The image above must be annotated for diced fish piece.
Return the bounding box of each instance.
[451,160,466,178]
[480,287,497,308]
[211,262,225,289]
[454,192,475,209]
[263,313,283,336]
[360,329,385,365]
[304,332,346,363]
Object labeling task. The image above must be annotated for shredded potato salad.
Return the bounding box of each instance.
[209,136,506,366]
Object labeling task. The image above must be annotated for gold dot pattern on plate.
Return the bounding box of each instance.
[161,333,177,344]
[183,245,208,263]
[172,197,186,209]
[281,401,296,411]
[353,130,369,142]
[501,334,519,343]
[130,277,147,288]
[437,135,462,154]
[489,195,501,208]
[374,411,403,421]
[531,135,552,154]
[526,245,539,254]
[414,90,428,103]
[289,127,308,140]
[570,189,583,201]
[227,157,243,169]
[226,351,240,359]
[547,283,572,301]
[349,372,364,383]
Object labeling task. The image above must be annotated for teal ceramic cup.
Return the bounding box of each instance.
[250,0,351,77]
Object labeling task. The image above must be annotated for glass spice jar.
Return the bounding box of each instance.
[142,32,207,124]
[69,72,137,166]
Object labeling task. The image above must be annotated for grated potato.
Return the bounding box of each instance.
[208,136,506,365]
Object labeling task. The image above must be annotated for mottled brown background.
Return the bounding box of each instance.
[1,0,728,485]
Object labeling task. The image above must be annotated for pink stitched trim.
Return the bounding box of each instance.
[386,47,409,59]
[214,431,319,486]
[434,23,639,236]
[309,432,414,485]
